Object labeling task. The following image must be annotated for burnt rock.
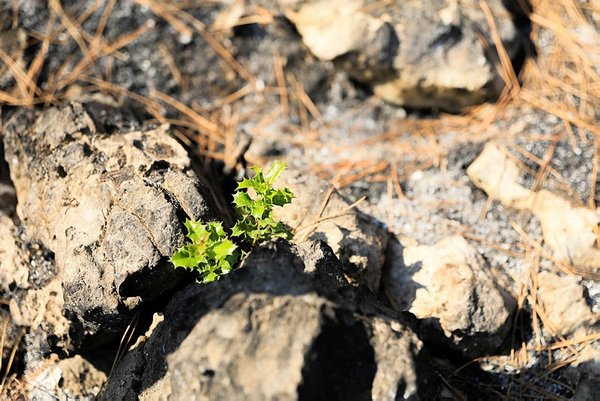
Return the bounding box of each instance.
[102,240,437,401]
[384,235,516,357]
[2,103,218,335]
[281,0,524,111]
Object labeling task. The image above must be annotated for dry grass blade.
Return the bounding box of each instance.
[11,0,18,29]
[216,83,254,106]
[273,51,289,117]
[76,0,104,25]
[528,12,597,78]
[25,11,57,103]
[528,249,543,348]
[177,9,256,85]
[334,162,389,188]
[58,21,152,91]
[0,328,23,390]
[519,90,600,136]
[479,0,520,95]
[458,230,524,258]
[49,0,90,58]
[110,312,139,377]
[134,0,256,84]
[94,0,117,38]
[295,196,366,242]
[0,91,45,106]
[80,75,165,120]
[317,186,336,219]
[158,42,183,87]
[288,73,322,122]
[505,141,577,197]
[590,138,599,209]
[390,161,405,200]
[0,47,37,99]
[0,317,8,376]
[151,90,223,143]
[532,332,600,352]
[132,0,192,40]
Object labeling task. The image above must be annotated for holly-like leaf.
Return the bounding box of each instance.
[170,161,295,285]
[270,188,294,206]
[232,191,253,209]
[250,201,266,219]
[185,219,209,244]
[207,221,226,239]
[264,160,287,185]
[200,269,219,283]
[213,239,238,260]
[170,244,204,269]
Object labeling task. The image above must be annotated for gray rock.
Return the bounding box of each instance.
[0,214,29,292]
[536,271,599,338]
[574,373,600,401]
[468,142,600,270]
[2,103,218,334]
[564,346,600,401]
[282,0,523,111]
[26,355,107,401]
[0,211,72,362]
[0,182,16,215]
[102,240,437,401]
[274,169,389,293]
[384,235,516,357]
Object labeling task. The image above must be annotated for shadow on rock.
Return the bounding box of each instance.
[101,240,439,401]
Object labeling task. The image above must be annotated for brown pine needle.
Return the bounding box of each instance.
[273,52,289,117]
[80,75,165,121]
[152,90,222,142]
[158,43,182,86]
[0,328,23,389]
[295,196,367,241]
[0,47,35,99]
[49,0,90,59]
[25,11,56,102]
[480,0,520,96]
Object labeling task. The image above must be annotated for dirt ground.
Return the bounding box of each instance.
[0,0,599,400]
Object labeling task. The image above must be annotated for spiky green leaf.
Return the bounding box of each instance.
[264,160,287,185]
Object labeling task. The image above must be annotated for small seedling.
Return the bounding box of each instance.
[170,220,238,283]
[231,161,294,245]
[170,161,294,283]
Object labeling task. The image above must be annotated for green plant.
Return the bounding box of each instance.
[231,162,294,245]
[170,220,239,283]
[170,161,294,283]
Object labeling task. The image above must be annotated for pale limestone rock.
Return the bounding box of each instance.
[274,168,388,293]
[283,0,522,110]
[384,235,515,356]
[536,271,598,337]
[467,142,600,269]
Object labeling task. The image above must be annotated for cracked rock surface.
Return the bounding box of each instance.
[3,102,218,334]
[384,235,516,357]
[282,0,523,110]
[275,169,389,292]
[102,240,436,401]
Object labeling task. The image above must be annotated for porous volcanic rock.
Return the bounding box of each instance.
[281,0,523,111]
[102,240,437,401]
[26,355,107,401]
[536,271,599,338]
[0,211,71,366]
[2,102,219,335]
[0,214,29,292]
[274,169,389,293]
[384,235,516,357]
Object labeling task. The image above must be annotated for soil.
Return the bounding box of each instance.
[0,0,599,400]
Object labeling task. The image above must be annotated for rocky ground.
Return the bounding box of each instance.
[0,0,599,400]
